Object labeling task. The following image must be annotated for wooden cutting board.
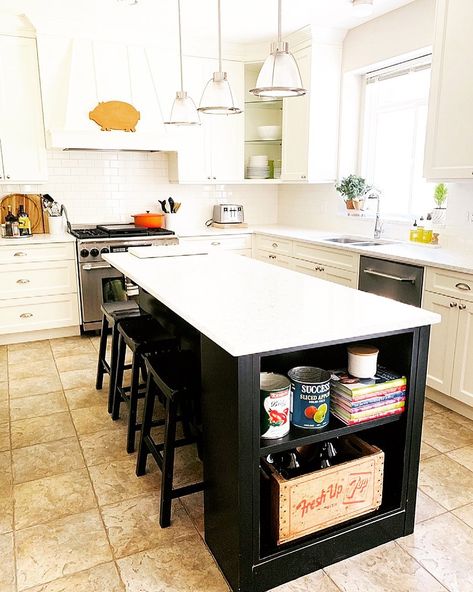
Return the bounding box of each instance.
[0,194,49,233]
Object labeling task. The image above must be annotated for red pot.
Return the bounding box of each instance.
[132,212,165,228]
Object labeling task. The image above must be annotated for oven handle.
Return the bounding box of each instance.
[82,263,113,271]
[363,269,416,284]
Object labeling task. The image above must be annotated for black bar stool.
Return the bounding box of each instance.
[136,350,204,528]
[111,316,178,453]
[95,301,144,413]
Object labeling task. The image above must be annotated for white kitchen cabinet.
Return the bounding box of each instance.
[0,35,47,182]
[255,249,294,270]
[292,255,357,288]
[451,301,473,407]
[424,0,473,179]
[179,235,252,252]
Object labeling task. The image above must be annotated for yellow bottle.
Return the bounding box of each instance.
[422,214,433,244]
[409,220,419,242]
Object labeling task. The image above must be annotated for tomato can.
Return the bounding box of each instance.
[260,373,291,439]
[289,366,331,429]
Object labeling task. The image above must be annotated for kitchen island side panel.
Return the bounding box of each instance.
[201,336,259,592]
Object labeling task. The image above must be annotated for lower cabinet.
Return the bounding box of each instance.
[292,257,357,288]
[255,250,294,269]
[179,235,252,253]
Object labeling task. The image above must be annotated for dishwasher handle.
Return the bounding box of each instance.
[363,268,416,284]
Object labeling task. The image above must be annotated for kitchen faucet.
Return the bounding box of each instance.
[368,193,383,239]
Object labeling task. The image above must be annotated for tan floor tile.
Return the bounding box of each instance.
[0,422,10,452]
[446,445,473,472]
[12,437,85,484]
[102,492,196,559]
[0,532,15,592]
[0,399,8,424]
[14,468,96,530]
[8,359,58,382]
[444,410,473,431]
[325,541,447,592]
[422,415,473,453]
[420,441,441,461]
[79,427,129,467]
[0,450,12,489]
[50,336,96,358]
[11,412,75,449]
[64,385,108,410]
[9,391,67,422]
[59,368,101,390]
[0,381,7,400]
[415,489,447,524]
[16,509,112,591]
[0,361,8,383]
[272,570,341,592]
[71,405,117,436]
[89,335,101,350]
[55,353,99,373]
[0,485,13,535]
[9,374,62,400]
[423,398,446,416]
[8,340,50,353]
[22,562,124,592]
[89,457,161,506]
[8,347,53,366]
[180,491,204,537]
[452,503,473,529]
[419,455,473,510]
[117,534,228,592]
[399,513,473,592]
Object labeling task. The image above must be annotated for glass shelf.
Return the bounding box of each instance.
[245,139,282,144]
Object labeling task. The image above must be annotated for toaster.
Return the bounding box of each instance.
[213,204,244,224]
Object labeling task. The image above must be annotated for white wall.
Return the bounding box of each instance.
[3,150,278,230]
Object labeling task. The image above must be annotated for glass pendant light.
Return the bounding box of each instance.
[250,0,306,98]
[198,0,242,115]
[352,0,374,17]
[165,0,201,125]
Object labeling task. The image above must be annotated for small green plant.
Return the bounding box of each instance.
[433,183,448,208]
[335,175,373,202]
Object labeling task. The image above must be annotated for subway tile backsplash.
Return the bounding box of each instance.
[4,150,278,230]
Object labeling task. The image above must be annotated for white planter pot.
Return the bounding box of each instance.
[431,208,447,225]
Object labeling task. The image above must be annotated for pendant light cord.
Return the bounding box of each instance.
[217,0,222,73]
[178,0,184,92]
[278,0,282,43]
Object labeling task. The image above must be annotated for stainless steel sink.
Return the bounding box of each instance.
[323,237,366,244]
[355,241,394,247]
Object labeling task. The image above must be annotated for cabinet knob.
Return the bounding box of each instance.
[450,302,458,308]
[455,282,471,291]
[13,252,27,257]
[16,279,30,284]
[272,243,278,248]
[269,254,276,260]
[210,241,221,246]
[20,312,33,319]
[207,176,211,180]
[459,304,467,310]
[6,175,10,180]
[213,177,216,180]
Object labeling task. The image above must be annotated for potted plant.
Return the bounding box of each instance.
[335,175,374,210]
[431,183,448,225]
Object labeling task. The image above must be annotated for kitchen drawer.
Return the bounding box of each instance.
[0,293,80,335]
[233,249,252,257]
[0,242,75,264]
[255,249,294,270]
[0,260,78,300]
[293,258,358,288]
[292,242,359,272]
[255,235,293,256]
[425,267,473,303]
[180,235,252,251]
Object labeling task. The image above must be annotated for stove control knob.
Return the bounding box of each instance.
[100,248,110,254]
[80,249,89,258]
[90,248,100,257]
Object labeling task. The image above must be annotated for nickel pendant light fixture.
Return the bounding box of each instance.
[250,0,306,98]
[198,0,242,115]
[165,0,200,125]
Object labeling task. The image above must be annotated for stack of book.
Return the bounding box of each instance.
[330,367,407,425]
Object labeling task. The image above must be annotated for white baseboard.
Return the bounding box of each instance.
[0,325,81,346]
[426,386,473,421]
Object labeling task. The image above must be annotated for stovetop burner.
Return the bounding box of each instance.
[70,224,175,240]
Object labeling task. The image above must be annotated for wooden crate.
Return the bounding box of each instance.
[265,436,384,545]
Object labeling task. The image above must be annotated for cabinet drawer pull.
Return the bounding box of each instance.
[19,313,33,319]
[450,302,458,308]
[269,255,276,260]
[272,243,278,248]
[16,279,30,284]
[5,175,10,180]
[210,241,221,246]
[459,304,467,310]
[455,282,471,291]
[14,252,27,257]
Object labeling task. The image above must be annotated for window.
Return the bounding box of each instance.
[361,56,433,218]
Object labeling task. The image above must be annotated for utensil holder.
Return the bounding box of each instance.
[164,213,182,233]
[48,215,65,235]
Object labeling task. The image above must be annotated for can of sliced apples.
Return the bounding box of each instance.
[289,366,331,429]
[260,373,291,439]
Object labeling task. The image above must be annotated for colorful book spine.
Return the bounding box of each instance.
[331,394,406,413]
[331,385,407,404]
[331,406,405,425]
[331,380,407,398]
[331,399,405,418]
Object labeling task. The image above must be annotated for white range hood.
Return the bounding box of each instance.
[37,35,179,152]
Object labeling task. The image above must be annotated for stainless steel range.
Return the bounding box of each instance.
[70,224,179,331]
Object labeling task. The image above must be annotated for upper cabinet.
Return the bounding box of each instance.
[424,0,473,180]
[0,35,47,183]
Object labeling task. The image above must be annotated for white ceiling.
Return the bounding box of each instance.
[1,0,416,42]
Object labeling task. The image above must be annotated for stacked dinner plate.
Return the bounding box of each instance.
[246,155,269,179]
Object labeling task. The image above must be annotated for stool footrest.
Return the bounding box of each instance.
[170,482,205,500]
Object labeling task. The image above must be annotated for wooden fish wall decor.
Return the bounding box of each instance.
[89,101,140,132]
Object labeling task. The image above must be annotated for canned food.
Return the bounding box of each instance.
[289,366,331,429]
[260,373,291,439]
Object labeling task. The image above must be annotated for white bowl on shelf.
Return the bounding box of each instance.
[257,125,281,140]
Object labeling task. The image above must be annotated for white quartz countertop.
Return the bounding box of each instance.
[104,251,439,357]
[0,233,76,246]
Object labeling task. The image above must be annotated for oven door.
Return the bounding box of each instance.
[79,262,127,330]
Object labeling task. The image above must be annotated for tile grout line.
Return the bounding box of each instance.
[321,568,344,592]
[6,346,18,592]
[393,538,451,591]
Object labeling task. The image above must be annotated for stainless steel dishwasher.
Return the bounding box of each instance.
[359,256,424,307]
